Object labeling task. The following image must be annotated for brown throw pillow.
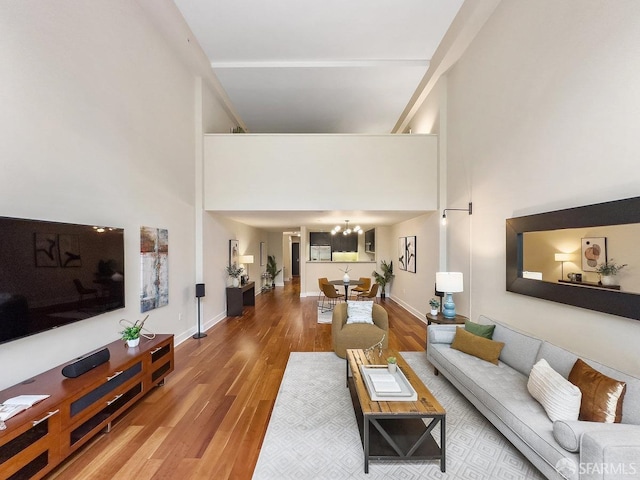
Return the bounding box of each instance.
[568,358,626,423]
[451,327,505,365]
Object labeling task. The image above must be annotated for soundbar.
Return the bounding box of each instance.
[62,347,110,378]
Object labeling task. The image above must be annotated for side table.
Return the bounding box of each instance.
[425,312,468,326]
[226,281,255,316]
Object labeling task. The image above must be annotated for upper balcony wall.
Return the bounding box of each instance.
[203,134,437,211]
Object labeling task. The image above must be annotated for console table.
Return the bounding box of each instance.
[226,281,255,316]
[0,334,174,480]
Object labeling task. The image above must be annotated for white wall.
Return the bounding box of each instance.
[389,213,441,320]
[411,0,640,375]
[203,134,438,212]
[0,2,237,390]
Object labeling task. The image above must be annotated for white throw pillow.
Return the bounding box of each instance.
[346,301,374,324]
[527,358,582,422]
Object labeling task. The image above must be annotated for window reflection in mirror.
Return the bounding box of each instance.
[522,224,640,294]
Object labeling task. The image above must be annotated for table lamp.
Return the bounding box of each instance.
[435,272,464,319]
[239,255,254,282]
[554,253,572,280]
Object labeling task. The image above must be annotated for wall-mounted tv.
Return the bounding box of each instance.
[0,216,125,345]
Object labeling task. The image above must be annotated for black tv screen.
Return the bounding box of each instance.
[0,216,125,345]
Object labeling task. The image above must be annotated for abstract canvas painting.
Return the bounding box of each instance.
[140,226,169,312]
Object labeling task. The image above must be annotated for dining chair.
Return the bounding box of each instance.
[320,282,345,312]
[351,277,371,299]
[356,283,379,303]
[318,277,339,311]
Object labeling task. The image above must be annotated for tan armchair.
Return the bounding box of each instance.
[331,302,389,359]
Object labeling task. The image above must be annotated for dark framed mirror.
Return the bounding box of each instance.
[506,196,640,320]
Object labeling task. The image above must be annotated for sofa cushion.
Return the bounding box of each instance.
[480,315,542,376]
[464,319,495,339]
[569,358,626,423]
[451,327,504,365]
[527,359,581,422]
[537,341,640,425]
[346,301,374,324]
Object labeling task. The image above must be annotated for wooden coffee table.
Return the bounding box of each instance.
[346,349,446,473]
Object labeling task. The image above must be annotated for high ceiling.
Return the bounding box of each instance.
[174,0,464,134]
[172,0,466,230]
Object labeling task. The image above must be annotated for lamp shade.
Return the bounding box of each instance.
[238,255,254,264]
[554,253,572,262]
[436,272,463,293]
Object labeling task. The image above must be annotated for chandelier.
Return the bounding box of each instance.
[331,220,362,236]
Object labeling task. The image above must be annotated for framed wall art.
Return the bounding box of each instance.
[140,226,169,312]
[260,241,266,266]
[398,237,407,271]
[581,237,607,272]
[406,235,416,273]
[229,239,239,268]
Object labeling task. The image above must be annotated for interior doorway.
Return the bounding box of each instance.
[291,242,300,276]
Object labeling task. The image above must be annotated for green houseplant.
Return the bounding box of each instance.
[595,260,627,286]
[226,264,244,287]
[266,255,282,288]
[429,298,440,315]
[372,260,394,299]
[121,325,142,347]
[387,356,397,373]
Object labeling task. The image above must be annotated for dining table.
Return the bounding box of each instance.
[329,279,364,300]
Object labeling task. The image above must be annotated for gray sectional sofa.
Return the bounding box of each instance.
[427,315,640,480]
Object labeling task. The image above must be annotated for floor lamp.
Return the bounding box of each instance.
[193,283,206,339]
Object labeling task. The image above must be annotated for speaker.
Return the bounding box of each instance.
[195,283,205,298]
[62,348,110,378]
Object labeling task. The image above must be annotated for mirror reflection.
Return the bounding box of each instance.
[522,224,640,294]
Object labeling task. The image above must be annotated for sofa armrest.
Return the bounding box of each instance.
[554,420,640,453]
[427,324,459,345]
[578,427,640,480]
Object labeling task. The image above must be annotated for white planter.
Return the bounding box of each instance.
[343,273,350,283]
[127,337,140,348]
[430,309,438,315]
[232,277,240,287]
[388,363,397,374]
[600,275,616,286]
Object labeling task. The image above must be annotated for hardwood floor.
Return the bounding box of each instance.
[47,278,427,480]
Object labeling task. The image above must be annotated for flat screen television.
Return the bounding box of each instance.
[0,216,125,345]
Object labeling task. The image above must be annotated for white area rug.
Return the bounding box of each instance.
[252,352,545,480]
[316,301,333,324]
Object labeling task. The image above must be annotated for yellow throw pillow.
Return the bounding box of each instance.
[568,358,626,423]
[450,327,505,365]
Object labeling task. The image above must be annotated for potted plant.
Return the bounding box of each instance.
[429,298,440,315]
[372,260,394,299]
[226,264,244,287]
[387,356,397,373]
[266,255,282,288]
[121,325,142,347]
[595,260,627,286]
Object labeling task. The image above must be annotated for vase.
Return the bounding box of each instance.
[388,363,397,374]
[232,277,240,287]
[430,309,438,316]
[343,273,350,284]
[127,337,140,348]
[600,275,616,286]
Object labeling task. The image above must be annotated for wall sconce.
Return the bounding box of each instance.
[239,255,254,282]
[441,202,473,225]
[435,272,464,318]
[554,253,572,280]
